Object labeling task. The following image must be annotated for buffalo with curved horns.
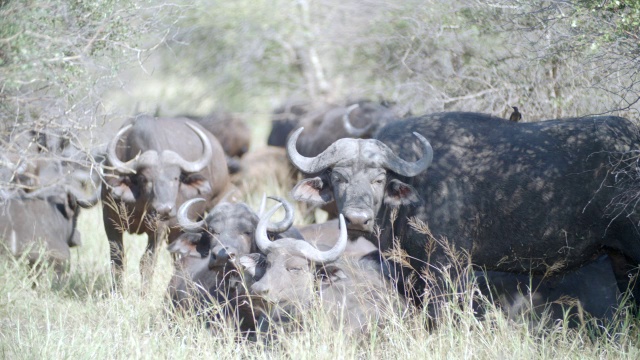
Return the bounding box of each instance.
[288,112,640,310]
[240,203,405,334]
[168,196,301,332]
[102,115,232,289]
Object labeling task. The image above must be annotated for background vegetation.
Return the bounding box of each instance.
[1,0,640,358]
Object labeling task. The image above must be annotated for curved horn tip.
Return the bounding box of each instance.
[412,132,428,142]
[264,195,295,233]
[258,193,267,216]
[413,131,433,159]
[255,203,284,253]
[107,124,137,174]
[178,121,213,173]
[177,197,207,230]
[289,127,304,140]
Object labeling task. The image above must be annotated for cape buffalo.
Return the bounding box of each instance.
[267,99,312,147]
[167,196,300,332]
[102,115,232,289]
[0,184,98,275]
[267,99,404,154]
[292,100,403,157]
[2,127,102,194]
[240,204,405,334]
[287,112,640,311]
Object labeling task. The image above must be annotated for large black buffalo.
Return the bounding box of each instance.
[287,112,640,308]
[102,115,232,289]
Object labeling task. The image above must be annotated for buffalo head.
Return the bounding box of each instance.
[287,127,433,233]
[106,121,213,218]
[175,196,295,269]
[240,203,347,307]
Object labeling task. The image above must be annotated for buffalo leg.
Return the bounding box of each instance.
[103,198,127,292]
[104,217,125,292]
[140,224,168,292]
[107,233,125,292]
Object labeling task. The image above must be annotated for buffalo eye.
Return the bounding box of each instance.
[372,176,386,185]
[287,267,304,273]
[134,173,147,185]
[181,173,205,185]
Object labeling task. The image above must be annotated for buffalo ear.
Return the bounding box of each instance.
[107,177,136,203]
[239,253,266,280]
[167,233,205,258]
[291,177,333,205]
[51,193,77,220]
[384,179,421,206]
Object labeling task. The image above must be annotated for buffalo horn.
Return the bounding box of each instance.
[177,198,206,231]
[265,196,294,233]
[255,203,282,253]
[382,132,433,177]
[171,122,213,173]
[256,204,347,263]
[258,193,267,217]
[286,127,340,174]
[107,124,137,174]
[293,214,347,263]
[343,104,373,137]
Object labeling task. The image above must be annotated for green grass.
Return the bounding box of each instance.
[1,160,640,359]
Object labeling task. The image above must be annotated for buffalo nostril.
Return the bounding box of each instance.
[155,204,174,215]
[209,248,232,269]
[344,210,372,228]
[218,248,229,259]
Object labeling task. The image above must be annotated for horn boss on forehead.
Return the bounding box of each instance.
[287,127,433,176]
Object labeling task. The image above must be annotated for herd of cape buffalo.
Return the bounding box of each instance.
[2,98,640,335]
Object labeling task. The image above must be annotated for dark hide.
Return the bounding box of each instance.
[267,99,312,147]
[374,114,640,299]
[475,255,621,327]
[292,112,640,308]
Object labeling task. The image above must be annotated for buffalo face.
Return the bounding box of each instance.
[240,203,347,308]
[177,197,296,270]
[288,128,431,234]
[106,121,213,219]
